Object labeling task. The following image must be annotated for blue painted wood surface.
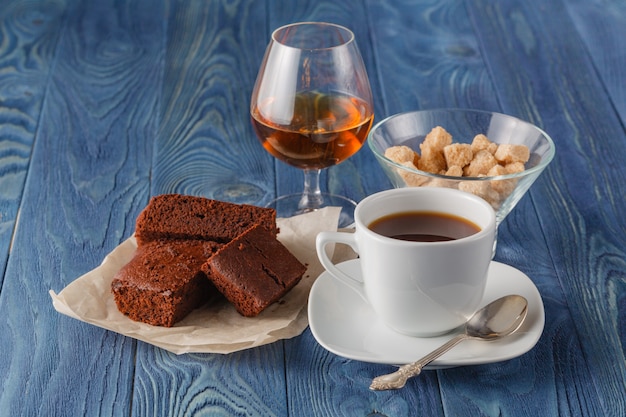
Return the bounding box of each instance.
[0,0,624,416]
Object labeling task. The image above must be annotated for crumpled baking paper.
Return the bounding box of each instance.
[50,207,345,354]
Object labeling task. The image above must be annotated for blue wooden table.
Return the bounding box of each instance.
[1,0,625,415]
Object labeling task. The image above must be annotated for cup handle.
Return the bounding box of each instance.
[316,231,367,302]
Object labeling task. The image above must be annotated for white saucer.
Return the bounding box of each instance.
[308,259,544,368]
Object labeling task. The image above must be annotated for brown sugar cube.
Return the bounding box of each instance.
[487,164,507,177]
[417,146,447,174]
[398,161,429,186]
[505,161,526,174]
[111,240,223,327]
[203,224,306,317]
[443,143,473,168]
[384,145,419,166]
[494,144,530,164]
[488,165,518,195]
[420,126,453,152]
[463,150,498,177]
[471,134,498,154]
[459,179,501,209]
[491,178,518,197]
[445,165,464,177]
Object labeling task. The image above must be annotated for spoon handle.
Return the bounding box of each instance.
[370,333,469,390]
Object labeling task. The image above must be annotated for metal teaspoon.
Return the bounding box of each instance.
[370,294,529,391]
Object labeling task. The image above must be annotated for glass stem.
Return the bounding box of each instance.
[298,169,324,211]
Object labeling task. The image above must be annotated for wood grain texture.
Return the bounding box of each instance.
[467,0,626,415]
[0,0,66,283]
[132,344,287,416]
[285,329,445,417]
[366,0,500,116]
[0,0,624,416]
[0,0,163,415]
[564,0,626,126]
[154,0,274,206]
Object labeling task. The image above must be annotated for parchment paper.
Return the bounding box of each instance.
[49,207,344,354]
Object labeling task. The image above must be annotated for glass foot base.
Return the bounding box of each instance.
[266,193,356,228]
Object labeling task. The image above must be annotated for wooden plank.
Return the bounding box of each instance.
[564,0,626,125]
[129,1,288,415]
[131,343,287,416]
[153,0,275,206]
[366,0,500,116]
[462,0,626,415]
[0,0,66,281]
[0,0,164,414]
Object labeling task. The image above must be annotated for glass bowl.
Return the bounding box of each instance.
[367,109,555,226]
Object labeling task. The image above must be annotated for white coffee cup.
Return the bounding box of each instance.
[316,187,496,337]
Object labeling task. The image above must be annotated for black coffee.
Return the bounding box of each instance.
[368,211,480,242]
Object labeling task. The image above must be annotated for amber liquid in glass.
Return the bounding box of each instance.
[251,91,374,169]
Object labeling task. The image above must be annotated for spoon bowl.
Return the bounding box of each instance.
[370,294,528,390]
[466,294,528,339]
